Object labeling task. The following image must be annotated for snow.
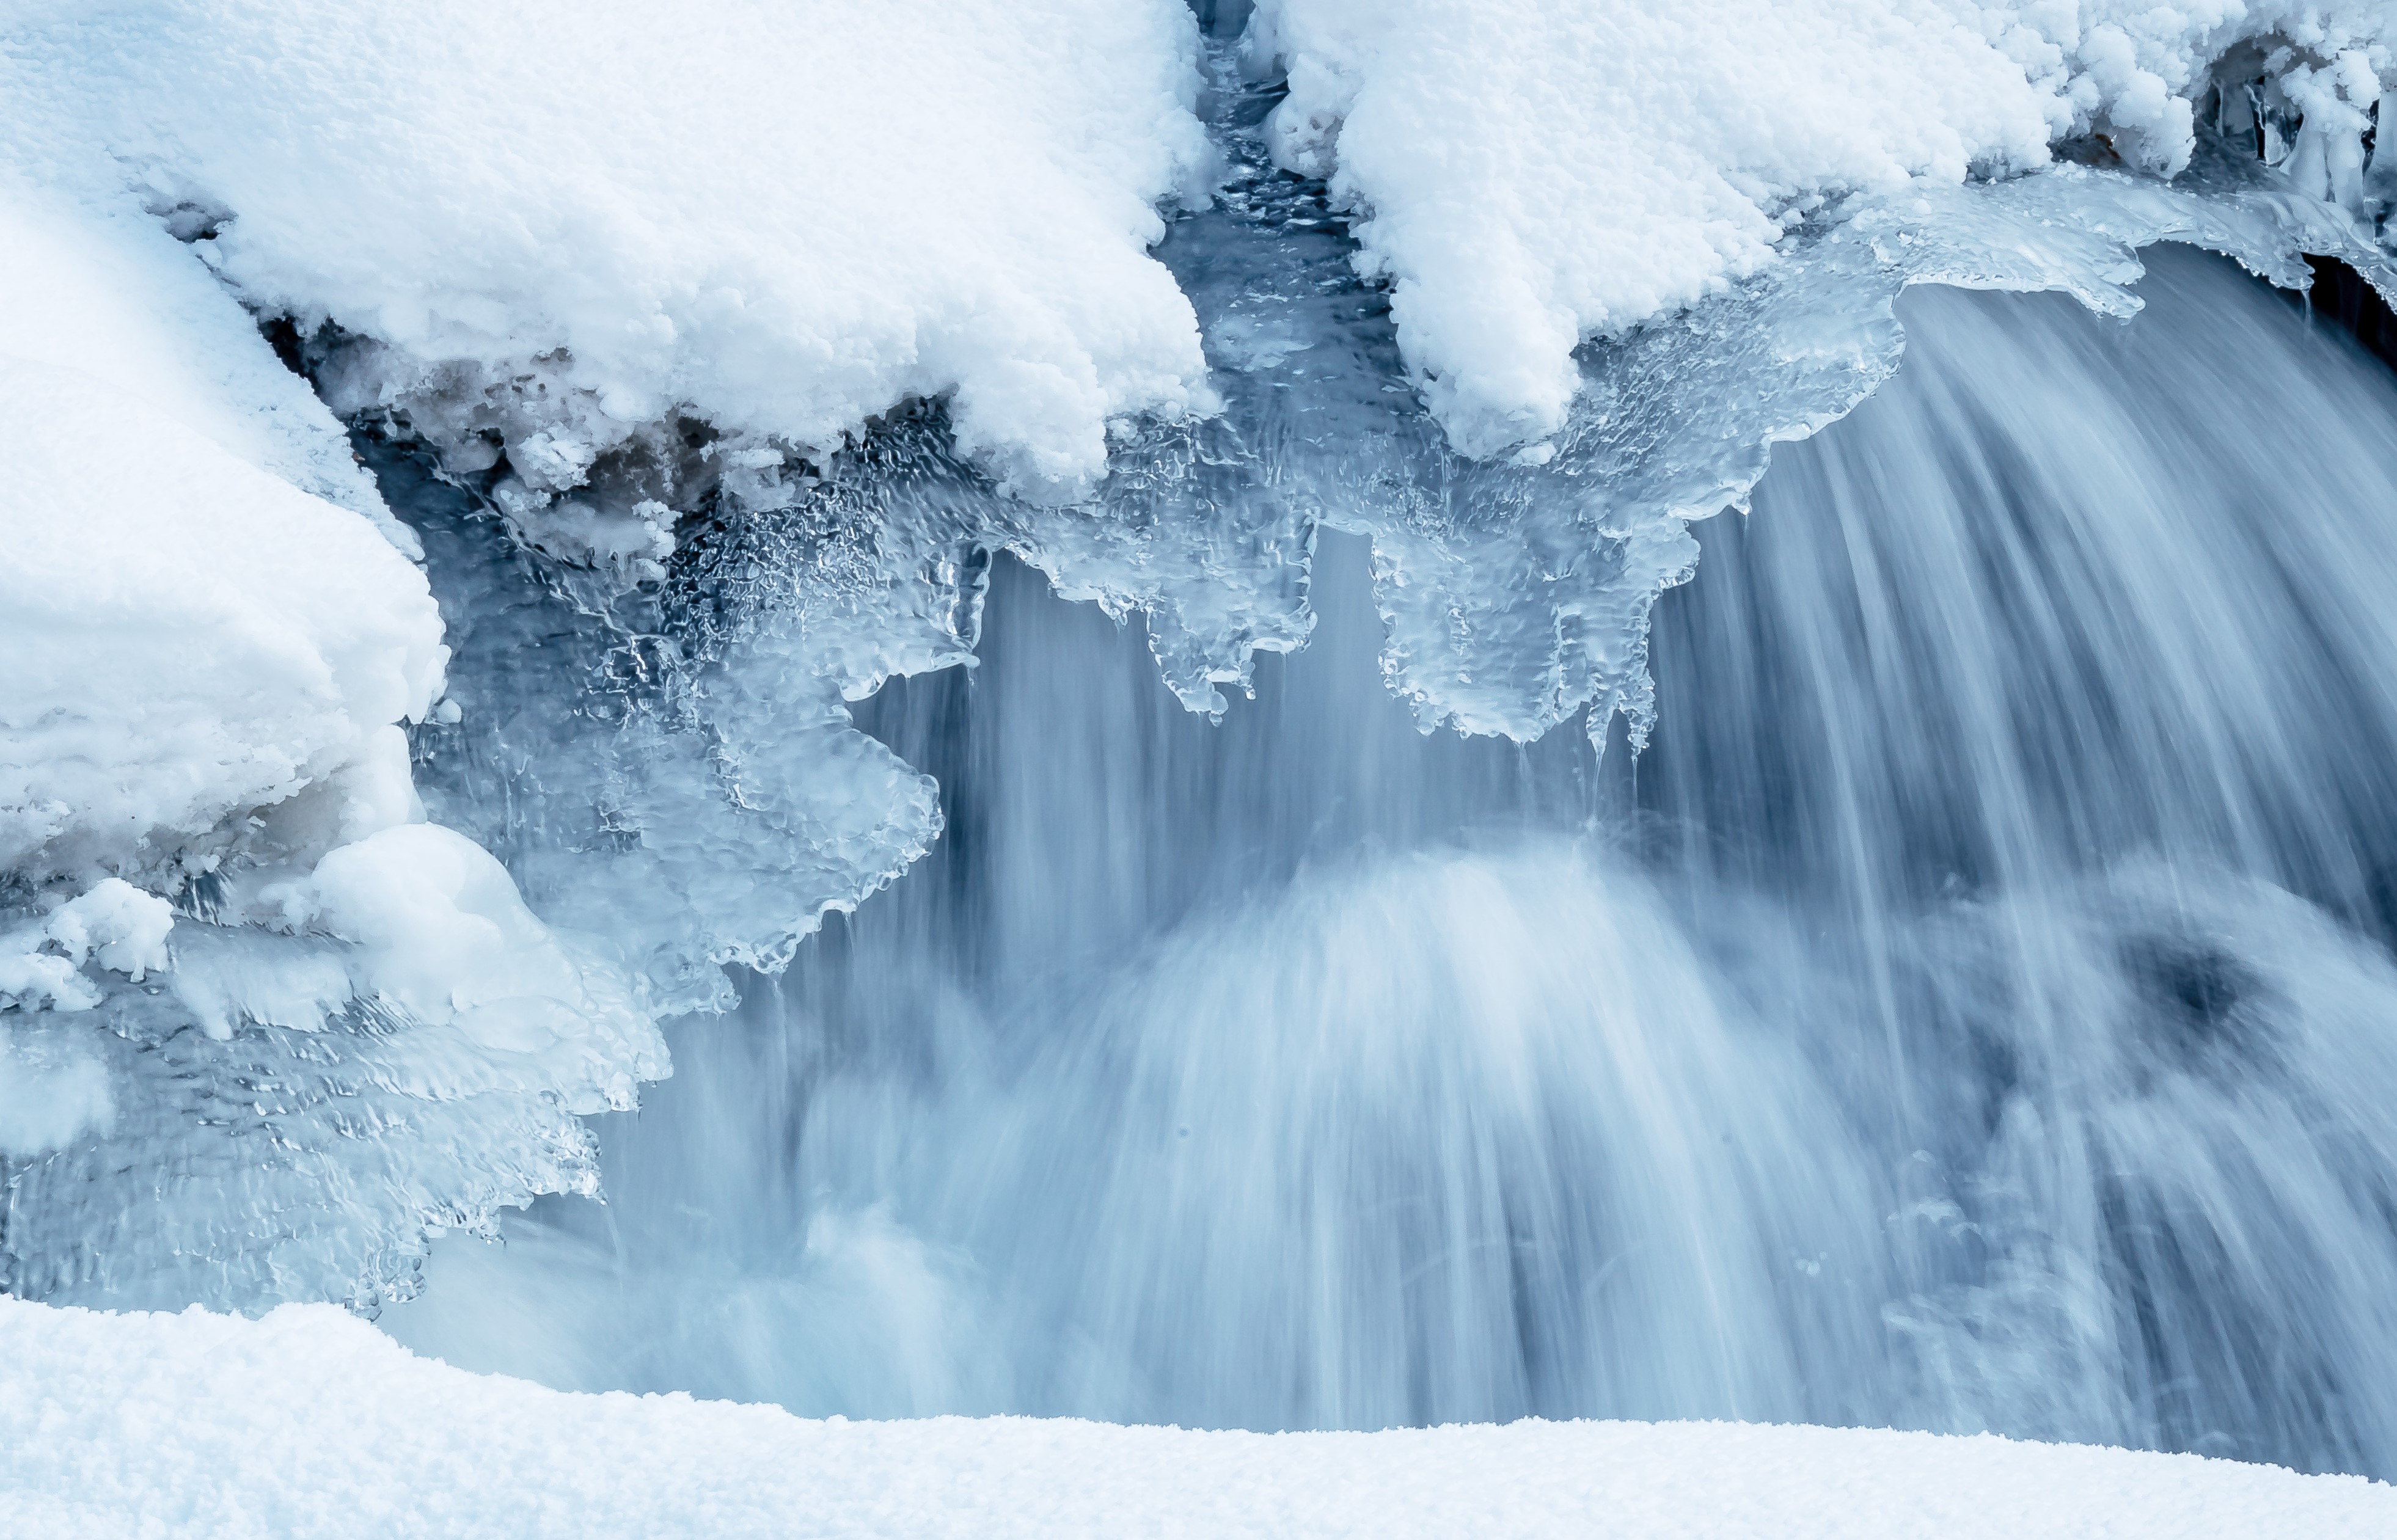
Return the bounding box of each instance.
[1,1296,2390,1539]
[0,367,447,889]
[1242,0,2397,456]
[0,162,411,549]
[4,0,1217,546]
[0,10,671,1301]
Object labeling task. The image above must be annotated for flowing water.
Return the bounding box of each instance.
[386,246,2397,1476]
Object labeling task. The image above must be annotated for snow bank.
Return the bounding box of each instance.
[5,0,1214,551]
[0,367,445,888]
[1242,0,2397,456]
[1,1297,2389,1539]
[0,51,668,1305]
[0,162,406,542]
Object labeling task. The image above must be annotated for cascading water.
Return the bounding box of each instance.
[385,243,2397,1478]
[1642,247,2397,1473]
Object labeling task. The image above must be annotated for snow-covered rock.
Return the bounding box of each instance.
[5,0,1217,549]
[0,366,445,888]
[1240,0,2397,456]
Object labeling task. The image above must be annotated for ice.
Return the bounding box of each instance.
[371,244,2397,1474]
[1079,46,2397,759]
[210,18,2397,1038]
[10,0,2397,1362]
[378,443,945,1008]
[0,1024,112,1159]
[6,1293,2395,1538]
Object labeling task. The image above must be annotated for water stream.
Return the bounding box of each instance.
[387,246,2397,1477]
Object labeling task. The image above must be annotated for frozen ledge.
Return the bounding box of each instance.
[4,1297,2390,1538]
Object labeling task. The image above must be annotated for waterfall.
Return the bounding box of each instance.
[384,242,2397,1477]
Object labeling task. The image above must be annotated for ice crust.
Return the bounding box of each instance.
[4,1294,2393,1538]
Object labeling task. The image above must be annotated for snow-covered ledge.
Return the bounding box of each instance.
[4,1297,2390,1538]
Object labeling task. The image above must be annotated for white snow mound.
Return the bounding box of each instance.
[0,366,446,886]
[1242,0,2397,456]
[6,0,1216,511]
[2,1296,2390,1539]
[0,163,412,547]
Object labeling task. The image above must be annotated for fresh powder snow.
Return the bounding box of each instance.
[1240,0,2397,455]
[5,0,1220,542]
[3,1296,2392,1538]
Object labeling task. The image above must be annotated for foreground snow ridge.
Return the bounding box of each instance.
[3,1299,2389,1539]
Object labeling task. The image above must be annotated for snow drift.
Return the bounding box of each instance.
[4,1295,2392,1539]
[1241,0,2397,455]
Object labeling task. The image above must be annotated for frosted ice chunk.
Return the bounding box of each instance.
[43,880,173,982]
[0,880,171,1015]
[292,826,595,1032]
